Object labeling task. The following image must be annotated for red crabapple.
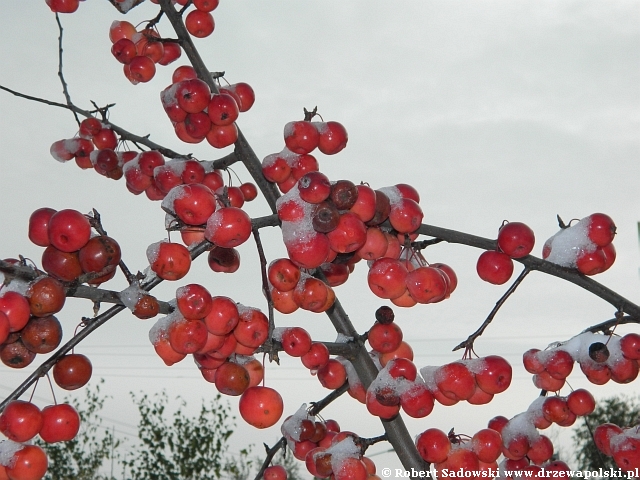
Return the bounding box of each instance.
[48,209,91,253]
[284,121,319,154]
[476,250,514,285]
[238,386,284,428]
[185,9,215,38]
[497,222,535,258]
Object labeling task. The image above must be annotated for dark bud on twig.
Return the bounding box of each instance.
[330,180,358,210]
[589,342,610,363]
[312,202,340,233]
[375,306,395,325]
[366,190,391,226]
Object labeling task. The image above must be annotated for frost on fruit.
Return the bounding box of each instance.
[161,83,180,108]
[145,240,164,264]
[325,435,362,472]
[154,159,187,183]
[463,357,487,375]
[119,282,145,310]
[544,217,595,267]
[368,361,413,397]
[161,184,189,213]
[540,331,624,369]
[337,356,362,391]
[377,185,402,206]
[500,411,540,447]
[281,403,312,443]
[1,277,30,297]
[419,365,439,392]
[148,310,181,345]
[0,439,21,466]
[271,326,287,342]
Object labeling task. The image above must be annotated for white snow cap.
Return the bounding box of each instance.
[281,403,313,443]
[327,436,362,473]
[119,282,145,310]
[148,310,181,345]
[146,239,166,264]
[540,331,624,368]
[544,217,595,267]
[0,439,22,467]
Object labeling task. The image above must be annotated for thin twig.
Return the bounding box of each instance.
[583,315,640,335]
[308,381,350,416]
[252,227,278,364]
[0,85,183,159]
[253,437,287,480]
[356,433,389,453]
[55,13,80,127]
[453,267,531,352]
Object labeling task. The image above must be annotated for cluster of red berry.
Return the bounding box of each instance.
[421,355,512,408]
[50,118,124,176]
[279,412,377,480]
[0,399,80,479]
[262,116,347,193]
[594,422,640,471]
[161,65,255,147]
[476,222,535,285]
[268,259,336,314]
[523,331,640,390]
[109,20,182,84]
[542,213,616,276]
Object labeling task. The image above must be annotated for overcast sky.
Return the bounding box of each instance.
[0,1,639,476]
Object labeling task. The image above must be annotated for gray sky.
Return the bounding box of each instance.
[0,1,639,476]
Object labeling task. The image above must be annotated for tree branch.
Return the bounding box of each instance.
[55,13,80,127]
[415,223,640,318]
[453,267,531,352]
[0,240,211,412]
[157,0,281,214]
[0,84,183,159]
[252,227,278,363]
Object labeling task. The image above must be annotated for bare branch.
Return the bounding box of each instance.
[253,437,287,480]
[157,0,281,214]
[453,267,531,352]
[252,227,278,363]
[55,13,80,127]
[0,84,183,159]
[583,315,640,335]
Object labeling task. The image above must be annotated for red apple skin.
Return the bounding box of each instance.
[0,400,43,442]
[238,386,284,429]
[48,209,92,253]
[53,354,92,390]
[0,291,31,332]
[147,242,192,281]
[28,207,57,246]
[39,403,81,443]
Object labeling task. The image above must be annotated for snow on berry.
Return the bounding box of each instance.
[271,326,287,342]
[160,184,189,213]
[148,309,181,345]
[281,403,313,443]
[119,282,145,310]
[327,435,362,472]
[377,186,402,206]
[0,439,21,466]
[1,277,30,297]
[543,217,595,267]
[145,240,164,265]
